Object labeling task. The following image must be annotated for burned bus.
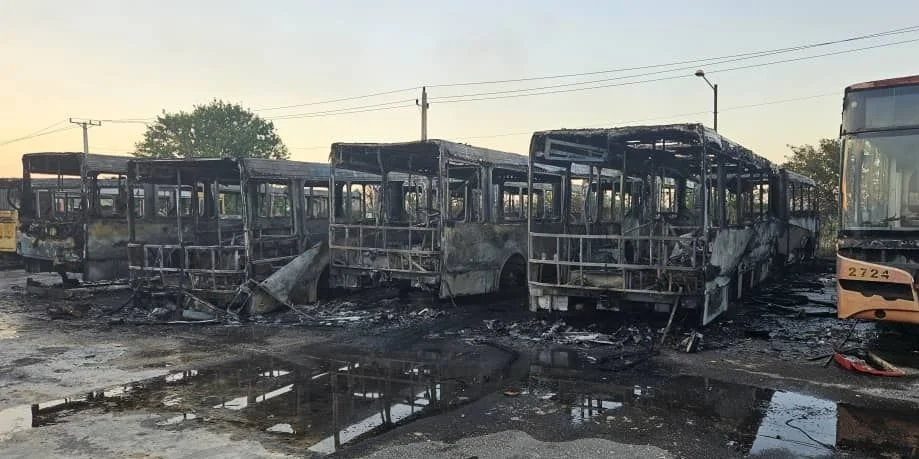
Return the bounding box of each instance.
[837,74,919,324]
[329,140,563,299]
[126,158,337,309]
[0,177,86,267]
[18,152,131,281]
[527,124,818,324]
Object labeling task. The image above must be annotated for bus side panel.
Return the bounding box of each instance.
[704,220,782,323]
[17,224,82,268]
[441,222,527,297]
[84,219,132,281]
[785,216,818,263]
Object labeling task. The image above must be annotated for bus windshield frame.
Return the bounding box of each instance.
[840,82,919,233]
[841,128,919,231]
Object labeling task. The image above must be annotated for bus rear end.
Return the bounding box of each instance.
[837,75,919,324]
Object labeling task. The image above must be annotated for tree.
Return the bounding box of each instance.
[782,139,840,218]
[134,100,289,160]
[782,139,840,251]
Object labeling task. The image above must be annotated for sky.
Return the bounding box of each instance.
[2,0,919,176]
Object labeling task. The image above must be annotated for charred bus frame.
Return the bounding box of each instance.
[126,158,335,306]
[527,124,818,324]
[18,152,131,281]
[329,140,563,298]
[0,177,85,262]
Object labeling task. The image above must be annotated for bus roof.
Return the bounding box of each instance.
[23,152,131,176]
[331,139,530,175]
[131,157,368,185]
[846,74,919,92]
[530,123,773,173]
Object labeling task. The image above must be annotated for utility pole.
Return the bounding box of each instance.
[69,118,101,154]
[416,87,429,141]
[68,118,100,227]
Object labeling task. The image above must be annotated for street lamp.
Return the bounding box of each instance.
[694,70,718,131]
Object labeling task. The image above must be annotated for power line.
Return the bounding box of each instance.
[0,120,68,146]
[266,98,417,120]
[261,24,919,112]
[101,99,418,123]
[19,119,68,138]
[0,125,79,147]
[271,103,417,120]
[435,37,919,105]
[66,26,919,128]
[709,38,919,76]
[253,86,421,112]
[428,24,919,88]
[430,33,891,101]
[227,24,919,115]
[100,118,153,124]
[94,26,919,125]
[288,92,837,150]
[454,92,838,141]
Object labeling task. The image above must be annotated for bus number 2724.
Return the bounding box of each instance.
[847,267,890,280]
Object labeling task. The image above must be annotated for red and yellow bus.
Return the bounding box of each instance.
[837,74,919,324]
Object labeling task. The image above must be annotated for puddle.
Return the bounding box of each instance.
[0,342,517,454]
[156,413,197,426]
[529,358,919,458]
[3,337,918,457]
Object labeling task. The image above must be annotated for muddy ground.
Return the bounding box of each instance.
[1,263,918,458]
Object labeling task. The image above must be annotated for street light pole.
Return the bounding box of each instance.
[694,70,717,131]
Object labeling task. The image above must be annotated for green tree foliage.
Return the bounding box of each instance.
[782,139,840,252]
[134,100,289,160]
[782,139,840,219]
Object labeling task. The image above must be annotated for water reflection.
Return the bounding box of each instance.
[0,344,513,455]
[156,413,197,426]
[2,345,918,458]
[749,391,836,457]
[530,356,919,458]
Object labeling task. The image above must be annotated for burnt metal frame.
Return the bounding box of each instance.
[126,158,327,298]
[526,124,775,313]
[18,152,131,279]
[329,140,558,297]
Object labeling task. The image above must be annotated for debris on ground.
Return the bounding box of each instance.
[46,303,92,320]
[478,318,657,348]
[26,277,129,300]
[833,350,906,377]
[679,331,703,353]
